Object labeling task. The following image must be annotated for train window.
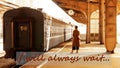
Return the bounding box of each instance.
[52,33,54,36]
[50,33,52,37]
[20,25,28,31]
[53,33,55,36]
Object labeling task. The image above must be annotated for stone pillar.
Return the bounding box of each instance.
[105,0,117,53]
[86,0,90,43]
[99,0,105,44]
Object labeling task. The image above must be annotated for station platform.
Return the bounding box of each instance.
[19,41,120,68]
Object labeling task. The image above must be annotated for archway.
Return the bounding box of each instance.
[0,11,4,51]
[90,10,99,42]
[117,15,120,43]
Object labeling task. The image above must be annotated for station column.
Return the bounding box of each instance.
[99,0,105,44]
[86,0,91,43]
[105,0,117,53]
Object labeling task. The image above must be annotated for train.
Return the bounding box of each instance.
[3,7,72,58]
[44,14,73,51]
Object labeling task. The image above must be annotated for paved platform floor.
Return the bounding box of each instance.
[20,41,120,68]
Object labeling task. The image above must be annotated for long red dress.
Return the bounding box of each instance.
[72,29,80,47]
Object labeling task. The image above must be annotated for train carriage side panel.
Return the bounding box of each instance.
[64,24,72,41]
[48,18,70,50]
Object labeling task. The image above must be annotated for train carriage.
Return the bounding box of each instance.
[3,7,72,58]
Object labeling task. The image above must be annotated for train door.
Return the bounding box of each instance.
[12,19,32,50]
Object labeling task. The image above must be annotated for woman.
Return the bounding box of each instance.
[71,26,80,53]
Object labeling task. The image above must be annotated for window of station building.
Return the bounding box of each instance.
[0,11,3,51]
[117,15,120,43]
[90,10,99,41]
[90,20,99,33]
[0,19,2,39]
